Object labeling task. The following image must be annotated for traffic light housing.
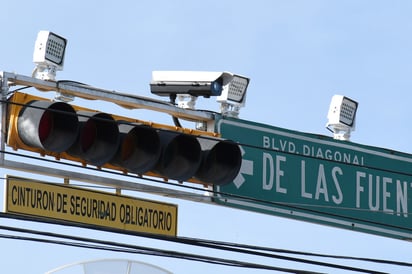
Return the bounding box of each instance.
[6,92,242,185]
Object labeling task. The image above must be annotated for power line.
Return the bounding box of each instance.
[2,211,410,268]
[0,227,321,273]
[1,213,410,273]
[0,219,391,274]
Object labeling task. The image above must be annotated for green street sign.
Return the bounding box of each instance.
[214,117,412,240]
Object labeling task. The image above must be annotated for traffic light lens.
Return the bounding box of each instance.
[156,132,201,181]
[68,111,119,167]
[195,139,242,185]
[81,119,97,152]
[110,124,161,174]
[17,100,79,153]
[38,110,53,143]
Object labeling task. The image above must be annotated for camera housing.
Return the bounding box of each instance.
[150,71,234,98]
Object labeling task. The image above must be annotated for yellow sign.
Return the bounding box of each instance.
[5,176,178,236]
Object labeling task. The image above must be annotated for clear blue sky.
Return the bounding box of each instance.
[1,1,412,273]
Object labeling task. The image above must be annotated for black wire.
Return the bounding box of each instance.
[4,138,412,235]
[5,146,412,237]
[169,94,183,128]
[0,148,410,272]
[3,97,207,140]
[0,203,409,269]
[4,134,412,239]
[2,149,211,195]
[57,80,90,86]
[0,225,324,273]
[5,95,412,181]
[0,234,255,269]
[0,213,404,273]
[7,85,32,95]
[200,240,412,268]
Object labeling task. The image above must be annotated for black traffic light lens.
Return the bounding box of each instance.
[68,111,119,167]
[110,123,161,174]
[155,131,201,181]
[195,138,242,185]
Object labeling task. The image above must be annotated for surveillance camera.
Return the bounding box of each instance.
[150,71,234,98]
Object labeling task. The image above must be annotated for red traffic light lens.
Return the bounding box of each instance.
[38,110,53,143]
[81,119,97,152]
[17,100,79,152]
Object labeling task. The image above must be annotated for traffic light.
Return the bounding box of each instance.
[6,92,242,185]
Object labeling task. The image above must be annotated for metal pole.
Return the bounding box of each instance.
[0,72,9,166]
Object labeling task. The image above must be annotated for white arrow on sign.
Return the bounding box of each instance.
[233,146,254,189]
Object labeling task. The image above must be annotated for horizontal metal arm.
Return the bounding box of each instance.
[2,159,212,204]
[2,71,215,122]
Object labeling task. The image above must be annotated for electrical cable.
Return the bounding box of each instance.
[169,94,183,128]
[4,147,412,229]
[7,85,32,95]
[56,80,91,86]
[1,213,410,272]
[3,145,412,241]
[1,152,407,272]
[0,221,389,274]
[3,143,412,238]
[0,208,410,269]
[0,227,324,273]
